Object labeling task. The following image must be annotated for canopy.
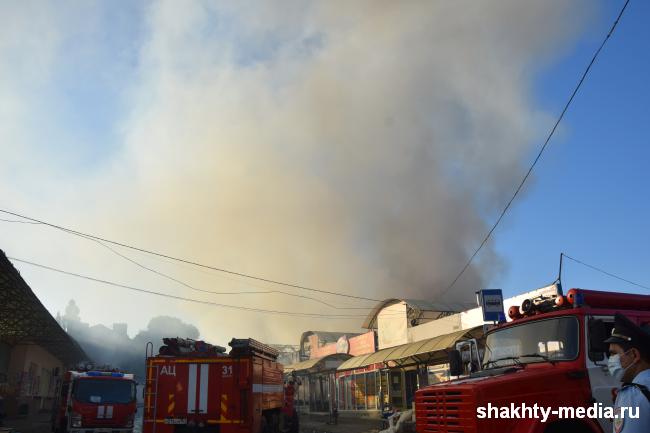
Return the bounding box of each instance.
[337,326,484,370]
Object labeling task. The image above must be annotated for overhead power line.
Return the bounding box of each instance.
[0,208,381,303]
[66,227,371,310]
[441,0,631,295]
[563,253,650,292]
[7,256,368,319]
[0,217,370,309]
[0,217,40,224]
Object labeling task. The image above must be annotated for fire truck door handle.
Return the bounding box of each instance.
[566,370,588,379]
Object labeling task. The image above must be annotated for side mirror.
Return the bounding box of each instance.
[448,349,463,377]
[588,319,608,361]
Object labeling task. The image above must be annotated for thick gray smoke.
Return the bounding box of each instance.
[60,300,200,380]
[0,0,590,344]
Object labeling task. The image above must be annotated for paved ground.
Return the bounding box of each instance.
[0,412,50,433]
[1,412,385,433]
[299,413,384,433]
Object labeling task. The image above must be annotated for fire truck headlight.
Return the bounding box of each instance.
[71,412,83,427]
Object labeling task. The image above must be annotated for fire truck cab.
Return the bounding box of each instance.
[144,337,298,433]
[51,369,137,433]
[415,288,650,433]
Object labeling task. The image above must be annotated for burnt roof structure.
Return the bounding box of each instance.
[0,250,88,365]
[298,330,362,360]
[361,298,477,330]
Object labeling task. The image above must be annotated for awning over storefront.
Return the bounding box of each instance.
[337,326,484,371]
[284,353,352,374]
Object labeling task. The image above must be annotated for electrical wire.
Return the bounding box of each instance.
[0,217,372,309]
[66,228,371,310]
[563,253,650,292]
[440,0,632,295]
[0,208,381,303]
[0,217,40,224]
[7,256,368,319]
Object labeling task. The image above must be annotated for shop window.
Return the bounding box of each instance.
[379,371,389,408]
[355,373,366,410]
[390,370,403,408]
[427,364,449,384]
[366,372,377,409]
[344,375,352,410]
[405,370,418,409]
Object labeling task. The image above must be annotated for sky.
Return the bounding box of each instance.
[0,0,648,346]
[494,0,650,299]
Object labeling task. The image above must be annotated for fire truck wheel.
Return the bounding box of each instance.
[290,409,299,433]
[278,412,289,433]
[545,420,592,433]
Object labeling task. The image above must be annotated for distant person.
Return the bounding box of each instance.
[604,313,650,433]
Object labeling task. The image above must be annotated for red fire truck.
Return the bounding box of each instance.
[143,337,299,433]
[51,369,137,433]
[415,288,650,433]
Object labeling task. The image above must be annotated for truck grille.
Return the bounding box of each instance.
[415,388,477,433]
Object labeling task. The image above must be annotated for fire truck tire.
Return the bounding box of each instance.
[260,415,269,433]
[260,415,271,433]
[261,412,280,433]
[544,420,593,433]
[279,410,299,433]
[273,412,281,433]
[279,413,289,433]
[290,409,299,433]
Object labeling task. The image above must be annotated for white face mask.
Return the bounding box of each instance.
[608,350,635,381]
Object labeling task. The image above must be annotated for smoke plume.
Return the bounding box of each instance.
[0,0,590,344]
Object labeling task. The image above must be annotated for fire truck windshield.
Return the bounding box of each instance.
[482,317,579,369]
[72,379,136,404]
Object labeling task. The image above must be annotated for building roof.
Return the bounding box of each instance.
[298,330,361,359]
[0,250,88,365]
[300,331,359,344]
[337,325,484,370]
[284,353,352,374]
[361,298,476,329]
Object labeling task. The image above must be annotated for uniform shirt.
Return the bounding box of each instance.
[613,369,650,433]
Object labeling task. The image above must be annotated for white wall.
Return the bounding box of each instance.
[377,302,408,349]
[405,285,561,343]
[408,314,462,342]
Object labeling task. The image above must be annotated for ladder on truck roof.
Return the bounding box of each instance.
[145,342,159,433]
[229,338,280,360]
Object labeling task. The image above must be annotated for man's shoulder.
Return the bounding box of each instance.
[632,369,650,387]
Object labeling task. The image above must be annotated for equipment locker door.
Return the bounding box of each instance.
[586,315,617,433]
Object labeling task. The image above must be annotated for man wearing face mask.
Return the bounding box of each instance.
[604,312,650,433]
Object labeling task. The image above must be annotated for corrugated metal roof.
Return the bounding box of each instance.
[337,326,484,371]
[0,250,88,365]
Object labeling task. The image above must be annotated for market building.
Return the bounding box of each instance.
[287,286,560,415]
[0,250,88,418]
[333,299,482,413]
[285,331,377,413]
